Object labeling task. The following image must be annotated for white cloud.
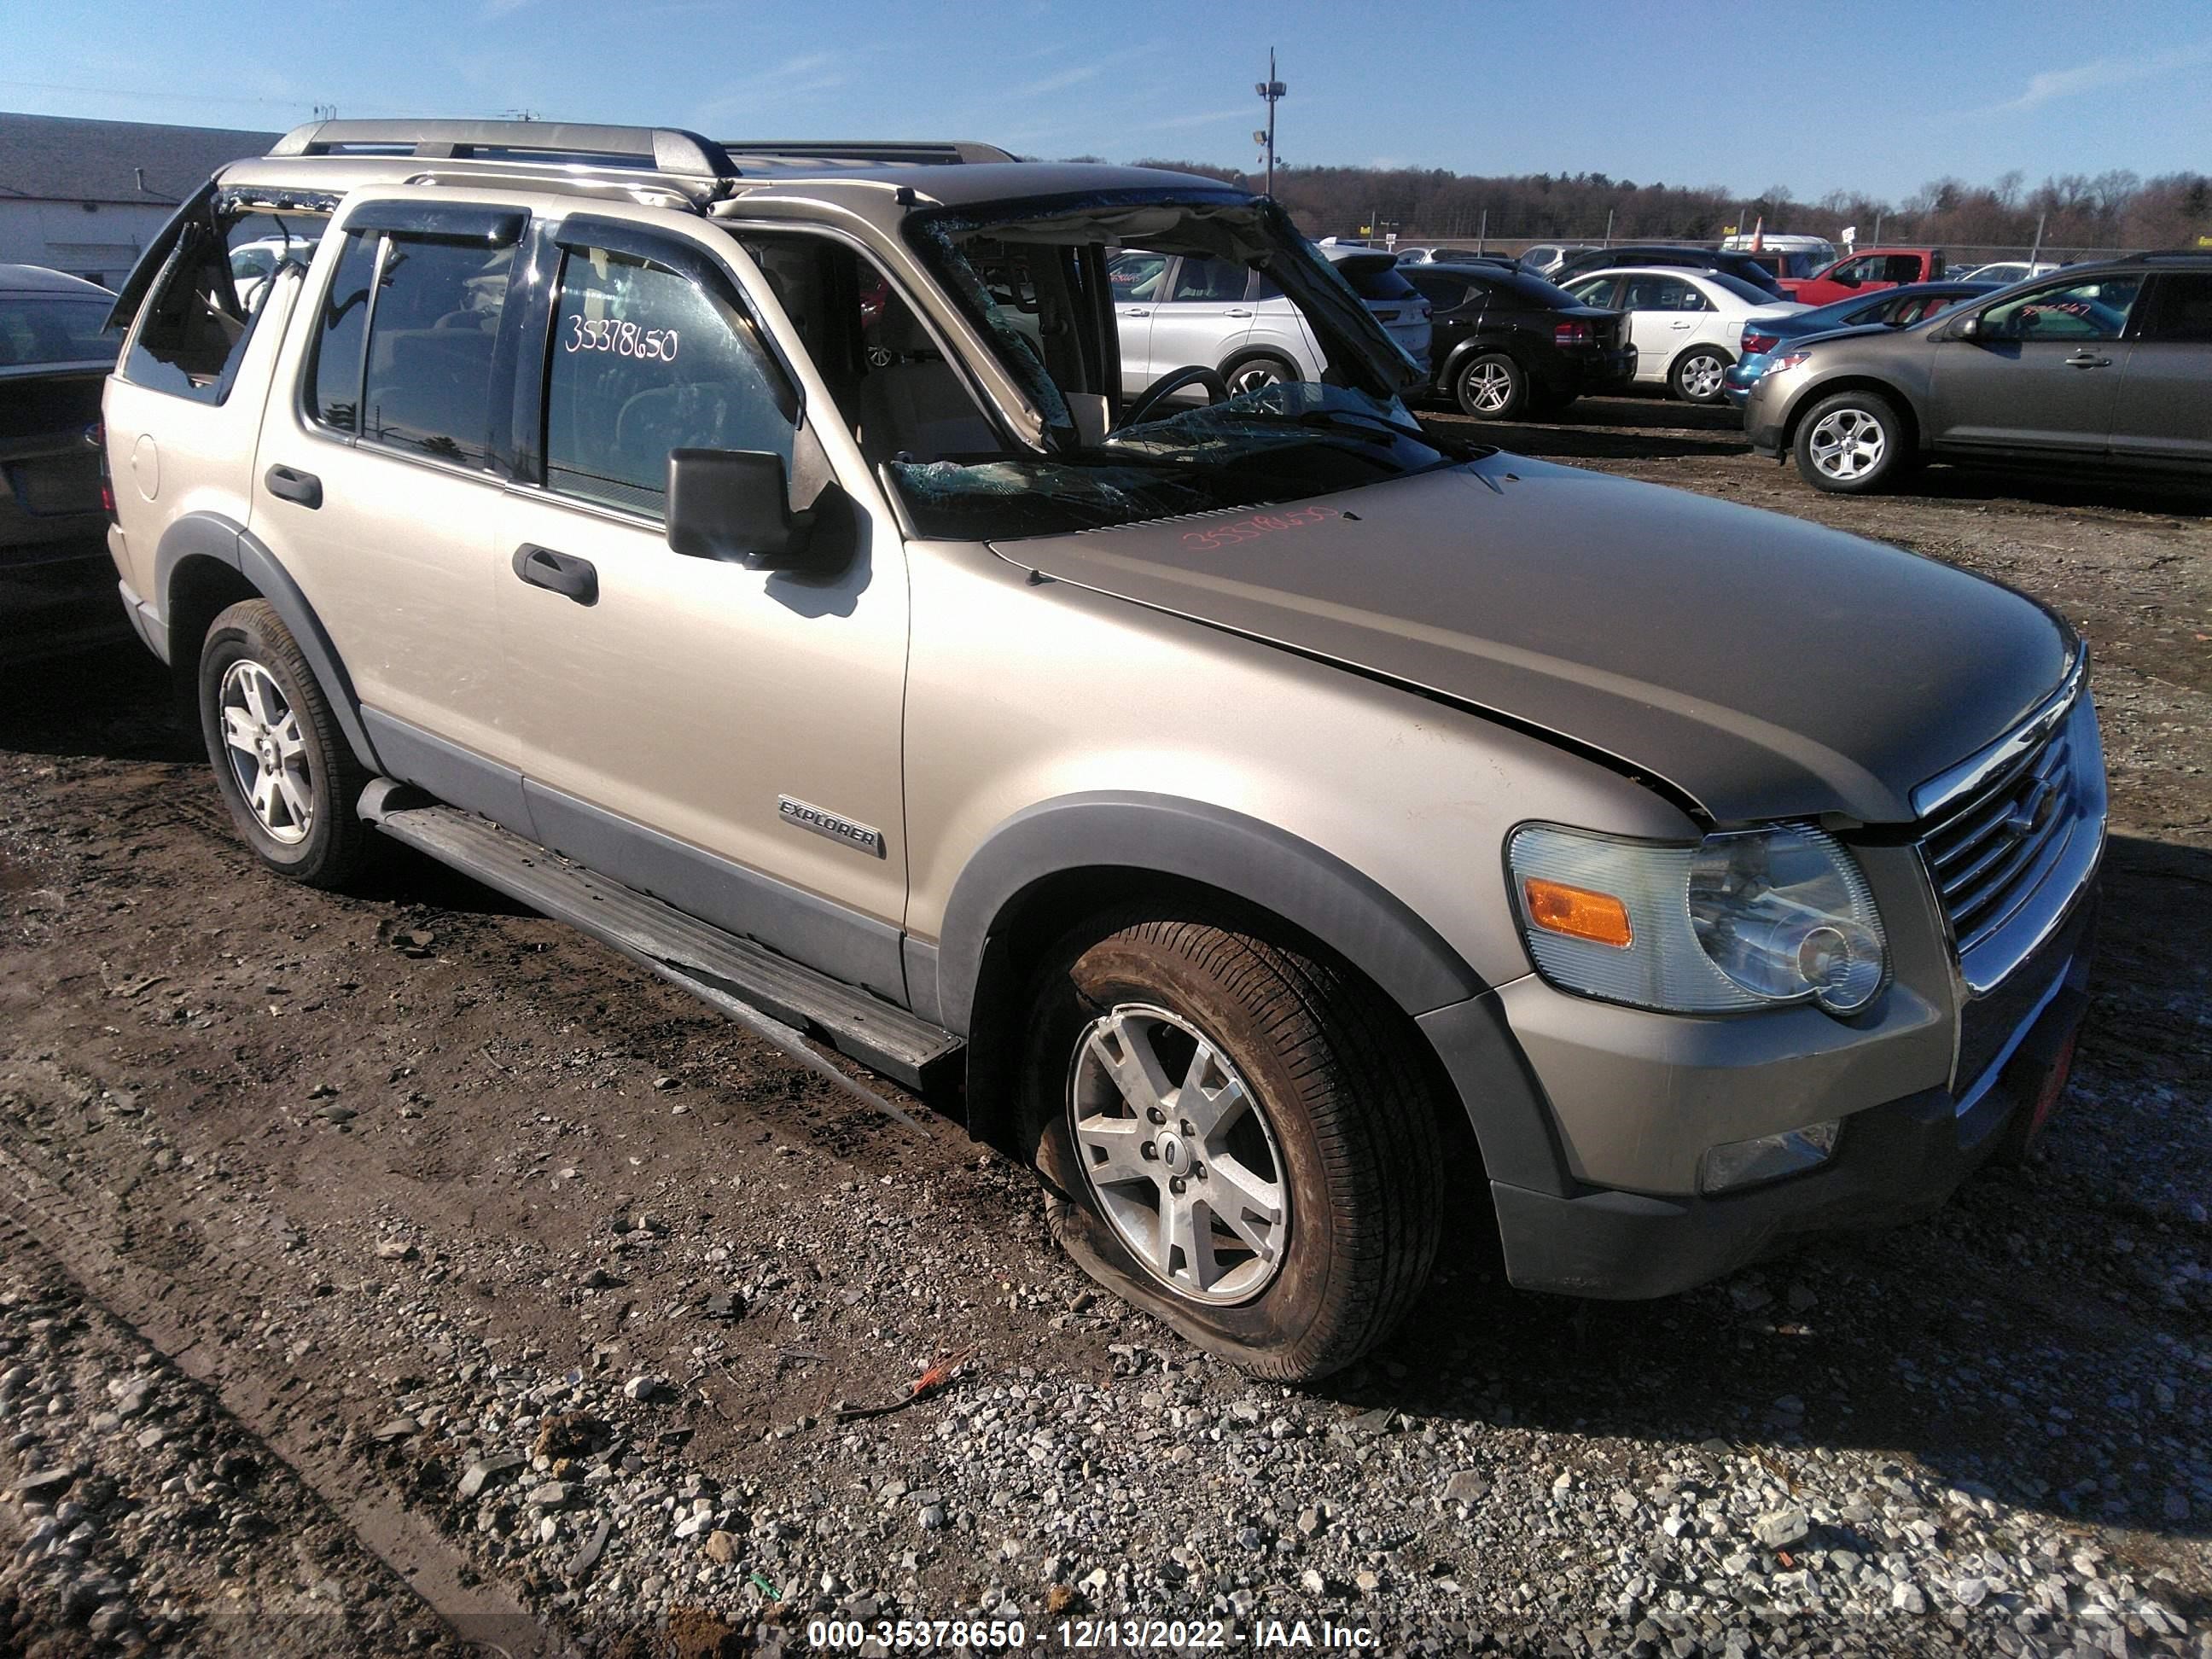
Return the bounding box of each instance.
[695,53,850,123]
[1015,44,1152,98]
[1982,40,2212,113]
[1133,107,1245,133]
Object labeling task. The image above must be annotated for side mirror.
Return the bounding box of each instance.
[1832,271,1861,288]
[666,448,816,568]
[1956,316,1983,341]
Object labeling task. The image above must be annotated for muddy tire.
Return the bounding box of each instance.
[1021,908,1443,1382]
[197,599,372,888]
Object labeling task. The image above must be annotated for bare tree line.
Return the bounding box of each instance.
[1083,156,2212,252]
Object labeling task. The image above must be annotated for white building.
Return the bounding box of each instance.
[0,112,279,289]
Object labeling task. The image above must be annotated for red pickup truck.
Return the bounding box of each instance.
[1778,247,1947,307]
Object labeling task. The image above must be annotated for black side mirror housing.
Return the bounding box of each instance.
[666,448,816,568]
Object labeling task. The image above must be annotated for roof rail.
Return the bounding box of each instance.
[2117,247,2212,263]
[715,139,1017,166]
[268,119,737,180]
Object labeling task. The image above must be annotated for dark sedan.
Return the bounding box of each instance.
[1,265,125,665]
[1404,262,1633,419]
[1724,281,2000,407]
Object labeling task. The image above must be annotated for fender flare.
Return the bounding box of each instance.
[154,511,383,774]
[931,791,1484,1036]
[931,791,1573,1194]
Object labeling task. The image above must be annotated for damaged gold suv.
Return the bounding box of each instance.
[101,122,2104,1381]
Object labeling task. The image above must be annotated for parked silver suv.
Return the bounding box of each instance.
[101,121,2104,1381]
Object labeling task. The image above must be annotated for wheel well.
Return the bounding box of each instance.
[163,556,261,708]
[1782,375,1920,454]
[1672,341,1735,371]
[1445,336,1526,377]
[958,865,1486,1193]
[1220,345,1298,378]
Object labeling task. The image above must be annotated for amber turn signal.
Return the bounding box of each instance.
[1522,877,1633,949]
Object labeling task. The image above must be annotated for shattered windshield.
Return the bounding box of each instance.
[891,189,1467,541]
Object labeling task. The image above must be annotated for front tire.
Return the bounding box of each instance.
[1021,909,1442,1382]
[198,599,372,888]
[1453,352,1527,420]
[1669,345,1731,405]
[1793,389,1906,494]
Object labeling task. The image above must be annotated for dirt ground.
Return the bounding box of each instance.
[0,400,2206,1655]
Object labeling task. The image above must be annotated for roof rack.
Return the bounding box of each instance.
[2117,247,2212,264]
[268,119,737,181]
[715,139,1017,167]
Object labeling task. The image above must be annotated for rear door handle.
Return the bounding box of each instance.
[511,544,598,606]
[1121,308,1149,317]
[2064,352,2112,369]
[264,464,322,509]
[1225,308,1254,318]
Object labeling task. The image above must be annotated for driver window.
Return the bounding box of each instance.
[1835,256,1879,283]
[1981,275,2143,342]
[543,242,795,516]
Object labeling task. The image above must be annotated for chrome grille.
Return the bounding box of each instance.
[1918,715,2075,958]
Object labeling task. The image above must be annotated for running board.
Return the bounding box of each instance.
[363,793,962,1095]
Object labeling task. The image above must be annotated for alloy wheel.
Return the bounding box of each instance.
[1462,360,1515,415]
[1067,1002,1290,1304]
[1227,359,1289,397]
[1807,407,1887,480]
[218,659,314,845]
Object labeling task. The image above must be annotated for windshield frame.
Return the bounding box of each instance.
[900,185,1422,455]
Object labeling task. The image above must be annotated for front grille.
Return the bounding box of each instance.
[1918,712,2075,958]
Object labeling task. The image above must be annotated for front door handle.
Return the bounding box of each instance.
[511,544,598,606]
[1121,308,1150,318]
[1225,308,1254,318]
[264,464,322,509]
[2064,352,2113,369]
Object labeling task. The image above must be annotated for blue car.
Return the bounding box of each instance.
[1724,280,2000,407]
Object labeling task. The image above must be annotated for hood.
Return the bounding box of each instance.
[994,454,2074,825]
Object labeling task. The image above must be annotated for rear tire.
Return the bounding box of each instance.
[1021,907,1443,1382]
[197,599,372,888]
[1669,345,1731,405]
[1793,389,1907,494]
[1224,352,1297,399]
[1453,352,1527,420]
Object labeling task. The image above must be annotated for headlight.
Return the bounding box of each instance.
[1507,823,1887,1016]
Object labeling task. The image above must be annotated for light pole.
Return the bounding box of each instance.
[1254,49,1286,198]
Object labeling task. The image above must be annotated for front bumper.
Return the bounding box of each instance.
[1487,889,2097,1300]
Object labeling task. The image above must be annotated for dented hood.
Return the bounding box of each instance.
[992,454,2075,825]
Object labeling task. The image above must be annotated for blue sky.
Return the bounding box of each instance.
[5,0,2208,204]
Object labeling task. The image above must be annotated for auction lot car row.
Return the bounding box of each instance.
[2,137,2206,1659]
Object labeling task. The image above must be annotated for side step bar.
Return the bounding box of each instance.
[364,794,962,1096]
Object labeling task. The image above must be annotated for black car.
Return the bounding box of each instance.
[0,265,126,666]
[1404,263,1633,419]
[1551,245,1787,298]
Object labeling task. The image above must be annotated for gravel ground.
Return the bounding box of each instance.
[0,403,2206,1656]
